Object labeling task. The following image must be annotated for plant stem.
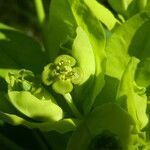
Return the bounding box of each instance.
[64,93,82,119]
[34,0,50,58]
[34,0,45,26]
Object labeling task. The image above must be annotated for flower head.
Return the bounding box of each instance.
[42,54,83,95]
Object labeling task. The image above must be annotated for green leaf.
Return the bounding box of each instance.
[67,103,134,150]
[117,57,148,130]
[0,111,79,133]
[8,91,63,122]
[80,0,119,30]
[137,0,149,11]
[145,1,150,10]
[0,91,31,122]
[47,0,76,60]
[72,27,95,84]
[47,0,115,60]
[135,58,150,87]
[68,0,106,76]
[69,0,106,113]
[108,0,134,18]
[108,0,150,19]
[128,20,150,59]
[0,23,48,74]
[67,121,92,150]
[86,104,134,149]
[106,12,150,79]
[93,76,119,107]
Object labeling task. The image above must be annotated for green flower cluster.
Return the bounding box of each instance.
[42,55,83,95]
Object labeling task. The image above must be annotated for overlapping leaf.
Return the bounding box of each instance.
[106,11,150,79]
[0,23,48,76]
[117,57,148,130]
[67,103,134,150]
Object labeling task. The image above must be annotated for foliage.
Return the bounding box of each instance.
[1,0,150,149]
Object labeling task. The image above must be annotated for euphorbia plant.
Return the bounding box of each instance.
[1,0,150,149]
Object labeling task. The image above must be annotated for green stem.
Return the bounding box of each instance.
[64,93,82,119]
[34,0,50,57]
[34,0,46,26]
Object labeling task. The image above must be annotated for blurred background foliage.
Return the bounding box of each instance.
[0,0,50,40]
